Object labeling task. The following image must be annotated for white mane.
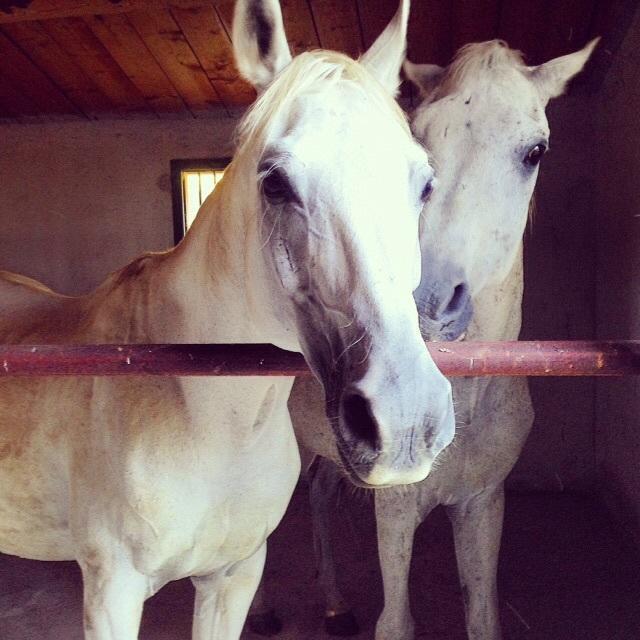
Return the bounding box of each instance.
[435,40,526,97]
[236,50,409,156]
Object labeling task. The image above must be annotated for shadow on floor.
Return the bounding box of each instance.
[1,490,639,639]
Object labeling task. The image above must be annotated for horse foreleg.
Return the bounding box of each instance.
[446,484,504,640]
[79,556,149,640]
[191,542,266,640]
[309,456,359,636]
[374,488,422,640]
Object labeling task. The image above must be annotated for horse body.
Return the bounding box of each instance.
[277,38,598,640]
[0,1,460,637]
[0,229,299,583]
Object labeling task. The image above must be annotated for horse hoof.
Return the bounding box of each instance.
[247,610,283,636]
[324,610,360,636]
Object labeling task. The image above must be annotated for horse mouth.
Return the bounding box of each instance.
[332,431,390,489]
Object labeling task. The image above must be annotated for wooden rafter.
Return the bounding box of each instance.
[0,1,207,24]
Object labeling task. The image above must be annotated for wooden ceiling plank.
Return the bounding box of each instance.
[170,5,255,108]
[0,30,81,116]
[279,0,320,54]
[0,1,207,24]
[85,13,189,116]
[355,0,397,50]
[2,20,114,118]
[211,1,234,34]
[309,0,364,58]
[127,9,225,116]
[406,0,453,65]
[450,0,501,53]
[43,17,153,117]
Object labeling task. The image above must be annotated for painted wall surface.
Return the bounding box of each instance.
[593,9,640,544]
[0,100,598,491]
[0,118,237,295]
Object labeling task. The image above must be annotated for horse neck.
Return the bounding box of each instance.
[126,160,285,345]
[466,244,524,342]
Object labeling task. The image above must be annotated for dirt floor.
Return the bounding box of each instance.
[1,488,639,639]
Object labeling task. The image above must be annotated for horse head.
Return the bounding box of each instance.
[232,0,455,487]
[406,38,598,340]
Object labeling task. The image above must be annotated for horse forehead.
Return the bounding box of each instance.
[417,81,547,154]
[284,88,413,159]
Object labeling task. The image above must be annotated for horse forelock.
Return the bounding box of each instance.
[437,40,526,96]
[235,50,409,157]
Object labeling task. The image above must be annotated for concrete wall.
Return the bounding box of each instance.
[593,8,640,544]
[0,117,237,295]
[0,99,599,492]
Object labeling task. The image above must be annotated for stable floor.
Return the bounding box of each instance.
[1,489,639,639]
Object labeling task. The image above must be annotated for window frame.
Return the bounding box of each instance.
[170,157,231,244]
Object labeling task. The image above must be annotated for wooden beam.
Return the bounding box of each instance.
[0,1,207,24]
[0,342,639,377]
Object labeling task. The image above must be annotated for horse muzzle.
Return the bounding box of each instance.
[332,359,456,487]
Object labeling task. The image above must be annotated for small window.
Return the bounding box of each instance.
[171,158,230,244]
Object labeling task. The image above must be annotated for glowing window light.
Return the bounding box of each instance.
[182,169,226,230]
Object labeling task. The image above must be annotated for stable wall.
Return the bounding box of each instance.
[0,117,237,295]
[594,6,640,545]
[0,99,598,492]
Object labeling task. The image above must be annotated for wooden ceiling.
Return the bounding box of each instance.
[0,0,633,122]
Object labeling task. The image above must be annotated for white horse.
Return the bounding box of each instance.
[0,1,458,637]
[252,38,598,639]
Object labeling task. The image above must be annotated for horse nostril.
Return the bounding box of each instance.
[445,283,467,314]
[340,391,380,452]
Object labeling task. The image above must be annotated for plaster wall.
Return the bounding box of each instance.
[0,117,237,295]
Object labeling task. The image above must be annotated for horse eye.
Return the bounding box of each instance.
[524,143,547,167]
[421,178,435,203]
[261,169,292,203]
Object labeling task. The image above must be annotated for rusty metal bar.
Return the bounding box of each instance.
[0,341,638,377]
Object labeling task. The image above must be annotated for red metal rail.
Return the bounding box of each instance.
[0,341,637,377]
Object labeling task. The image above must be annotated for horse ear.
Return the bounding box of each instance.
[360,0,410,95]
[528,37,600,103]
[403,60,444,98]
[233,0,293,92]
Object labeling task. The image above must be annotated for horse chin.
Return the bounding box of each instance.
[333,439,391,490]
[419,305,473,343]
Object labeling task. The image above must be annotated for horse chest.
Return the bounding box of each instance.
[422,376,533,505]
[88,377,300,580]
